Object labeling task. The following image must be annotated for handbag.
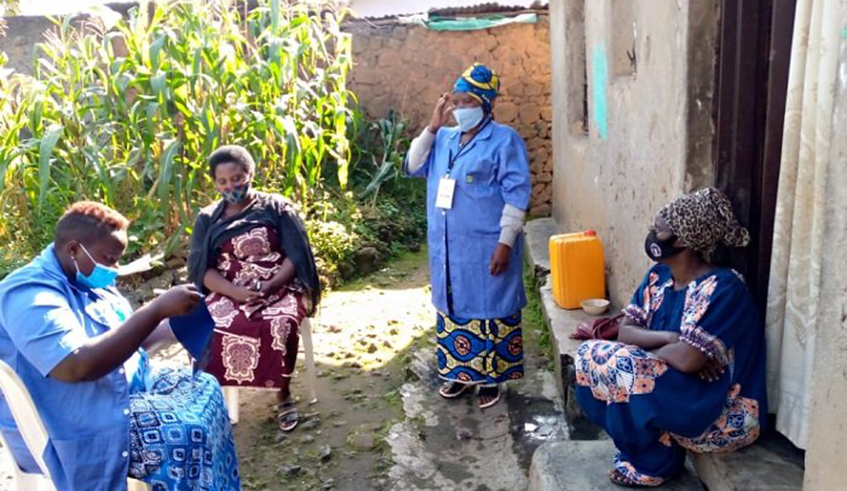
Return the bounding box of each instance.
[570,314,624,341]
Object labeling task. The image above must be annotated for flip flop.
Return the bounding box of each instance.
[477,385,501,409]
[277,399,299,432]
[609,468,661,488]
[438,381,471,399]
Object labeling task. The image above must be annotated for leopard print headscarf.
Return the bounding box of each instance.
[658,187,750,259]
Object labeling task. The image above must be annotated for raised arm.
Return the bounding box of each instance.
[406,93,452,176]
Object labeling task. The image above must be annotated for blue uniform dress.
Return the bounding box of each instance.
[407,120,532,385]
[575,265,768,486]
[0,245,240,491]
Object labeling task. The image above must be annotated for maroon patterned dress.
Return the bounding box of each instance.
[204,225,306,389]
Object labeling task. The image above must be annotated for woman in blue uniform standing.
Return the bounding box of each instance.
[405,63,532,409]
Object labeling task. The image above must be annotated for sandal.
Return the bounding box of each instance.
[609,469,646,488]
[608,468,667,488]
[277,399,299,432]
[438,381,471,399]
[477,385,501,409]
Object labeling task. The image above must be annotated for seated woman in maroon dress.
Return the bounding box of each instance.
[188,145,320,432]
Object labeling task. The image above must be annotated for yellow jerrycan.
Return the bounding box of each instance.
[549,230,606,309]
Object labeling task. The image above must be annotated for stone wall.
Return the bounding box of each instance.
[0,3,137,77]
[548,0,719,306]
[0,15,56,76]
[346,15,554,216]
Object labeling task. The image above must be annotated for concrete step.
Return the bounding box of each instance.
[691,431,804,491]
[525,218,805,491]
[538,275,605,434]
[525,217,557,277]
[524,217,606,433]
[528,440,705,491]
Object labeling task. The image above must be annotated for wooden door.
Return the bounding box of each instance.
[713,0,797,313]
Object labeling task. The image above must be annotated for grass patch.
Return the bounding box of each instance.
[523,259,553,365]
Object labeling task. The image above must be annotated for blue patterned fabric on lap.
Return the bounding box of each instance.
[128,367,240,491]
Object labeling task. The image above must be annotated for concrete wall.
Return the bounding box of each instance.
[548,0,719,305]
[803,12,847,488]
[346,16,554,215]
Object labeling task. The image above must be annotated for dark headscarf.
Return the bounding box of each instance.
[187,192,320,315]
[658,187,750,259]
[453,63,500,114]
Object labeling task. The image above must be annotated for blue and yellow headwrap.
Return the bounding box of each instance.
[453,63,500,114]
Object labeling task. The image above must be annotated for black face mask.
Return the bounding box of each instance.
[645,230,685,261]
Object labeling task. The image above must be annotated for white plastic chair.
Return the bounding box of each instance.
[224,317,317,424]
[0,359,150,491]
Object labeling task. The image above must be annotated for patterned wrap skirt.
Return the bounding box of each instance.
[576,340,762,486]
[204,225,307,389]
[436,311,524,385]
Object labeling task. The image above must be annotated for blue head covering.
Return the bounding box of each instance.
[453,63,500,114]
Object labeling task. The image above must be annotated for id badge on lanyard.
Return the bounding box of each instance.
[436,177,456,209]
[436,145,466,210]
[436,119,489,211]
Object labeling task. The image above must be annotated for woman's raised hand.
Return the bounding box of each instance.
[428,93,453,133]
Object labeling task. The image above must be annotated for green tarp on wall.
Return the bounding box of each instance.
[424,13,537,31]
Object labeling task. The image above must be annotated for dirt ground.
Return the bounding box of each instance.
[0,249,564,491]
[233,251,434,491]
[231,249,565,491]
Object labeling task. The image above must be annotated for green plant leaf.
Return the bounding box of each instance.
[37,124,63,211]
[157,138,180,204]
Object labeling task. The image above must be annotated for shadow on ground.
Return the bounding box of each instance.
[145,248,564,491]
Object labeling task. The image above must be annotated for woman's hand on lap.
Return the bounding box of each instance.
[259,279,284,298]
[231,286,263,305]
[697,357,726,382]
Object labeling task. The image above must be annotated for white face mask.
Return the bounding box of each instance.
[453,106,485,132]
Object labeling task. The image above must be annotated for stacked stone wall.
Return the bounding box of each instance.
[347,16,553,215]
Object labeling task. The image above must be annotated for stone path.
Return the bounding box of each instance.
[386,346,565,491]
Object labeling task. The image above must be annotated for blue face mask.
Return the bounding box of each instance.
[221,182,251,204]
[453,106,485,133]
[74,244,119,289]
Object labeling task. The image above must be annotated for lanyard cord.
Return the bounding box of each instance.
[446,117,492,177]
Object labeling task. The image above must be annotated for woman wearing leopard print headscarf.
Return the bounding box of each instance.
[574,188,767,487]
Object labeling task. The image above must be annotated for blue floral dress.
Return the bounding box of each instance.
[575,265,768,486]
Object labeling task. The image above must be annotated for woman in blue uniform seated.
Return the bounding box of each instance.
[0,202,240,491]
[575,188,767,487]
[405,63,532,409]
